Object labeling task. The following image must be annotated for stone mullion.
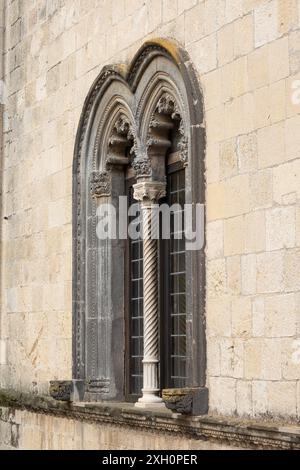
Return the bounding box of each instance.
[133,181,166,407]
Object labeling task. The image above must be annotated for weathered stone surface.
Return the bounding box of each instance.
[1,0,300,434]
[162,388,209,416]
[1,389,300,450]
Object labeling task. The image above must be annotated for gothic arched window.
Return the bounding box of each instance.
[73,40,208,413]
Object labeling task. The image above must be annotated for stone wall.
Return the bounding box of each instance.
[0,406,236,450]
[0,0,299,424]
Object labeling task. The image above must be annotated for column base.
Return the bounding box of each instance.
[135,401,166,409]
[135,392,165,409]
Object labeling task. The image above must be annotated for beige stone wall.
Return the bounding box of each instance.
[0,407,236,450]
[0,0,299,421]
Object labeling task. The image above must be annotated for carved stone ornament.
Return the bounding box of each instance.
[162,387,209,416]
[178,120,189,163]
[133,181,166,203]
[50,380,85,402]
[49,381,73,402]
[156,93,180,120]
[108,113,138,161]
[147,92,189,163]
[132,156,152,178]
[90,170,111,198]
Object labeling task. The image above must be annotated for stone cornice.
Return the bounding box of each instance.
[1,389,300,450]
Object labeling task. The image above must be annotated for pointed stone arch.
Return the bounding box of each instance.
[73,40,207,403]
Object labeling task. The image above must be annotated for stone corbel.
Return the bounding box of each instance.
[49,380,85,402]
[162,387,209,416]
[147,92,189,164]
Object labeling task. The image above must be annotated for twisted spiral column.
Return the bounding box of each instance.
[133,181,166,406]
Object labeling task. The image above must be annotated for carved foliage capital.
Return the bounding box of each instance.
[133,181,166,204]
[132,156,152,178]
[90,170,111,198]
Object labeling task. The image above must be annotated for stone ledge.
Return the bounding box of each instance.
[1,388,300,450]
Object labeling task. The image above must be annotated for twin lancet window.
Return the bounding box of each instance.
[73,41,207,411]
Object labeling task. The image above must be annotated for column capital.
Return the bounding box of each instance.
[133,181,166,204]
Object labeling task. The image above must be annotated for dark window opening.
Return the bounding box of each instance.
[126,184,144,398]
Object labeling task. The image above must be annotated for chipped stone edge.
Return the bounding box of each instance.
[1,389,300,449]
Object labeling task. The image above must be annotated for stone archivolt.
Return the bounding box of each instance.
[73,40,206,408]
[89,91,187,198]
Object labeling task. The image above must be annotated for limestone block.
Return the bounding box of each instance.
[297,207,300,247]
[207,258,227,299]
[206,104,225,144]
[273,159,300,204]
[204,0,226,36]
[262,338,282,380]
[257,122,285,169]
[232,56,249,98]
[244,338,263,379]
[234,13,253,57]
[252,297,265,337]
[206,220,224,260]
[231,296,252,338]
[245,210,265,253]
[218,22,234,66]
[178,0,197,15]
[207,174,250,220]
[187,33,217,75]
[217,58,248,104]
[278,0,299,35]
[281,338,300,380]
[202,68,221,111]
[286,71,300,119]
[284,249,300,292]
[237,132,258,174]
[253,85,271,129]
[184,2,204,44]
[267,381,297,416]
[289,30,300,75]
[254,0,278,48]
[207,298,231,337]
[219,138,238,179]
[266,207,295,250]
[224,215,245,256]
[236,380,252,416]
[225,0,243,22]
[207,337,221,376]
[241,254,257,295]
[209,376,237,415]
[162,0,177,22]
[269,37,289,83]
[252,380,268,415]
[248,45,269,90]
[147,0,163,33]
[226,255,241,295]
[269,80,286,124]
[256,251,284,294]
[285,114,300,161]
[220,337,244,378]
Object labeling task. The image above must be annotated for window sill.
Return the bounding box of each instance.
[1,388,300,450]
